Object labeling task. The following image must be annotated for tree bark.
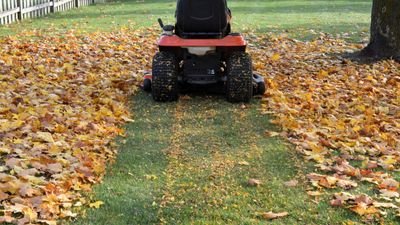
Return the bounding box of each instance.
[363,0,400,58]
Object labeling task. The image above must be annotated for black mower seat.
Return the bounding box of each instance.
[175,0,231,39]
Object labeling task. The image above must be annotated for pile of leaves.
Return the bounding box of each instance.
[0,28,156,224]
[250,33,400,220]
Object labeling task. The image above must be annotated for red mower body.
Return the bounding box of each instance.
[157,34,247,55]
[158,34,246,47]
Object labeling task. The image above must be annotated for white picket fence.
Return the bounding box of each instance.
[0,0,106,25]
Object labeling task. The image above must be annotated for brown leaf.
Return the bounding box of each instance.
[284,179,298,187]
[248,179,262,187]
[265,130,280,137]
[337,179,358,190]
[47,163,63,174]
[261,211,288,220]
[0,216,14,223]
[0,191,9,201]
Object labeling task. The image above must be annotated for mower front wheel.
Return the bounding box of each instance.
[226,52,253,102]
[152,52,179,102]
[142,78,152,92]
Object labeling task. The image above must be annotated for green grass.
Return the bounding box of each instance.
[0,0,371,40]
[73,92,361,225]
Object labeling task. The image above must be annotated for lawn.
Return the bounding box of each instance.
[0,0,371,40]
[0,0,379,224]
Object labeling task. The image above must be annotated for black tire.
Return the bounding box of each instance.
[226,52,253,102]
[151,52,179,102]
[257,82,266,95]
[143,78,152,92]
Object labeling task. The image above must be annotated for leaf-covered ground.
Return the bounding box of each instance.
[250,34,400,222]
[0,29,157,224]
[1,28,399,225]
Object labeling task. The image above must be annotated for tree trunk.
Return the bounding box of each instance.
[364,0,400,58]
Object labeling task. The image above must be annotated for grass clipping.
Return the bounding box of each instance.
[250,34,400,220]
[0,29,156,224]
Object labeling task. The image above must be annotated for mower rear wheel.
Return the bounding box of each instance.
[152,52,179,102]
[226,52,253,102]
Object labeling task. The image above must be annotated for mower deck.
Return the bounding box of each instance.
[142,73,266,96]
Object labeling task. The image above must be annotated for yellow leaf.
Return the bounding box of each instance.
[351,205,378,216]
[89,201,104,209]
[270,53,281,61]
[383,156,397,166]
[144,175,158,180]
[37,132,55,143]
[0,120,24,132]
[0,147,11,154]
[37,65,46,73]
[22,206,38,220]
[238,161,250,166]
[63,63,74,73]
[355,105,366,112]
[352,126,361,132]
[48,144,61,154]
[304,93,313,102]
[317,70,328,79]
[366,75,374,81]
[307,191,322,196]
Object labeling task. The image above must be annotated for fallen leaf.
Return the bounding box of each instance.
[351,205,378,216]
[248,179,262,187]
[261,211,288,220]
[373,202,398,209]
[0,191,9,201]
[238,161,250,166]
[265,131,280,137]
[307,191,322,197]
[380,190,400,198]
[270,53,281,61]
[284,179,298,187]
[37,132,55,143]
[89,201,104,209]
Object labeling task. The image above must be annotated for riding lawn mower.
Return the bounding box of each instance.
[142,0,266,102]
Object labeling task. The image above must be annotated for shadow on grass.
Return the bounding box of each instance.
[331,49,400,66]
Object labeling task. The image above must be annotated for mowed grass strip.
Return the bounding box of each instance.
[152,95,359,224]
